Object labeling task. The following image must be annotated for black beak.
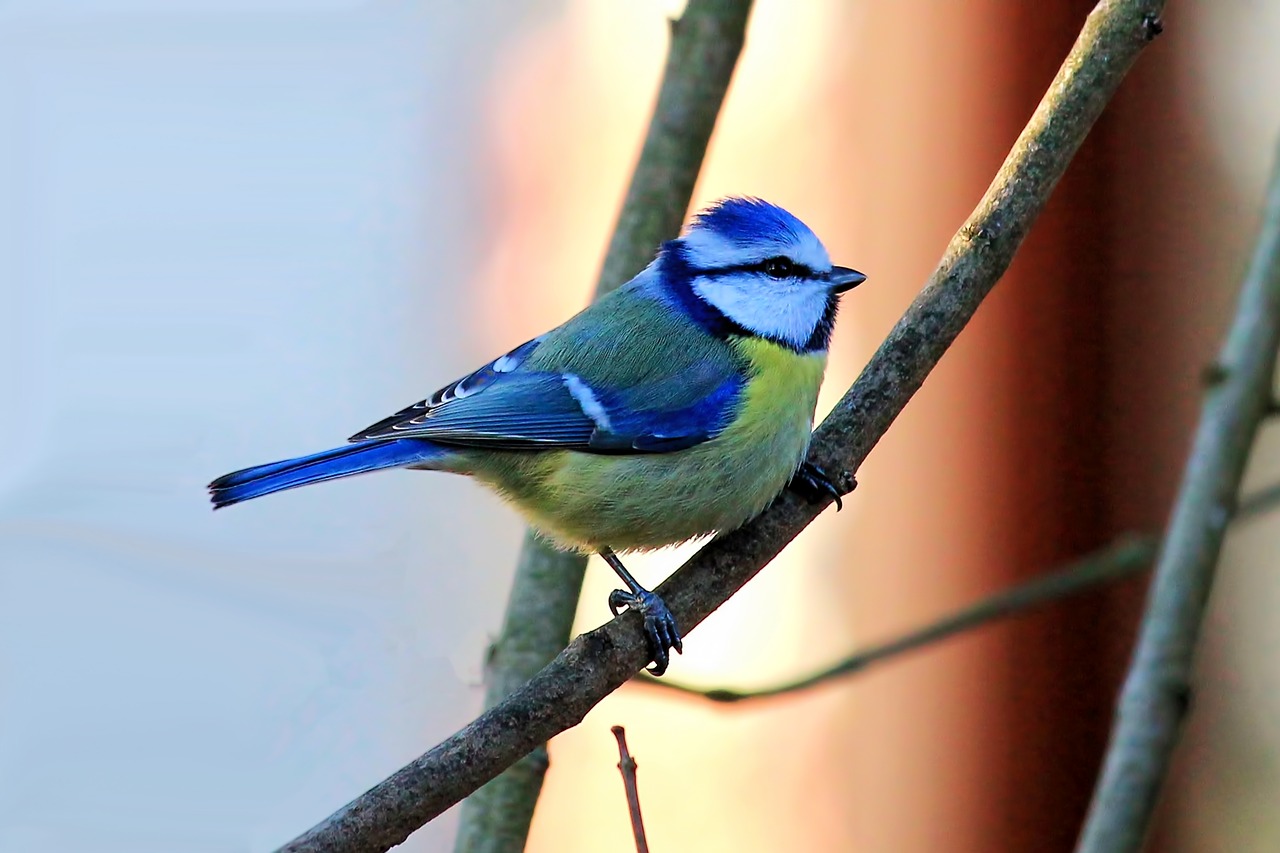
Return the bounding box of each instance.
[828,265,867,293]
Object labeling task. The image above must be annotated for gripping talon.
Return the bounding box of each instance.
[789,461,852,511]
[600,548,682,676]
[608,588,682,675]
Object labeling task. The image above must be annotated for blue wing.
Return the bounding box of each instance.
[349,337,744,454]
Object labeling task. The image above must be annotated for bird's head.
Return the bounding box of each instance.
[662,197,865,353]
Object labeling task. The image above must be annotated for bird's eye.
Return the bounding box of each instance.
[761,257,796,279]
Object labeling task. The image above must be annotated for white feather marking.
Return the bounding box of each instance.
[681,224,832,273]
[563,373,612,431]
[492,352,520,372]
[692,275,831,349]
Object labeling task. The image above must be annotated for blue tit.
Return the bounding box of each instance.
[209,197,866,674]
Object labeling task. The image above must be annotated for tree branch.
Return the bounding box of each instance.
[1239,479,1280,517]
[643,535,1158,703]
[454,2,753,850]
[276,2,1165,851]
[1076,139,1280,853]
[633,473,1280,705]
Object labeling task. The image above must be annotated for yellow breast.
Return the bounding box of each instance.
[727,336,828,443]
[463,336,830,552]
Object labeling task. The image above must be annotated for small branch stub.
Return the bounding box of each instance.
[611,727,650,853]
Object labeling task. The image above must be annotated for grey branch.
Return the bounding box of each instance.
[1075,140,1280,853]
[276,2,1165,851]
[644,536,1158,703]
[635,476,1280,705]
[611,727,650,853]
[453,2,753,851]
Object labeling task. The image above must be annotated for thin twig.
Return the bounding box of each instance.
[611,727,650,853]
[454,2,753,851]
[636,480,1280,704]
[643,536,1157,703]
[1076,139,1280,853]
[276,4,1165,851]
[1239,480,1280,519]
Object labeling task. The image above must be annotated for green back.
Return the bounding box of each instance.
[525,286,742,411]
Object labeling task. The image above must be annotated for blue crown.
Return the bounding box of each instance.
[688,197,811,246]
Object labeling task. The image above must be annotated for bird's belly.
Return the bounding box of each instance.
[564,443,807,550]
[481,441,803,552]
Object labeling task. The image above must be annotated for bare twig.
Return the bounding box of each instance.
[643,536,1157,703]
[637,476,1280,705]
[455,2,753,851]
[1240,480,1280,518]
[276,3,1165,851]
[611,727,650,853]
[1076,140,1280,853]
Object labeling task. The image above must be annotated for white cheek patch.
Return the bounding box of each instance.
[692,276,830,349]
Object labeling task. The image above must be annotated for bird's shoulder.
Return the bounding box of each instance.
[348,284,747,451]
[524,282,744,405]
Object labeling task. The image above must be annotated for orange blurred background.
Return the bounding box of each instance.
[477,2,1280,851]
[3,2,1278,851]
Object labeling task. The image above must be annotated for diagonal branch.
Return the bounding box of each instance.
[455,2,754,850]
[277,2,1166,851]
[1076,138,1280,853]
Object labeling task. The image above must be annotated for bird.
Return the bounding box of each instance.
[209,197,866,675]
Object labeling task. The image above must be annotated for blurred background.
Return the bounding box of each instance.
[1,1,1278,851]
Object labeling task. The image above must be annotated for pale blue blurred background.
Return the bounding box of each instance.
[5,3,1280,853]
[0,3,555,850]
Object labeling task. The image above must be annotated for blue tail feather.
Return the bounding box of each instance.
[209,438,445,508]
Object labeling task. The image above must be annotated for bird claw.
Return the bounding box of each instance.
[789,461,855,511]
[608,588,683,676]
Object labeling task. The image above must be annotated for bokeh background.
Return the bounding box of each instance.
[2,1,1278,851]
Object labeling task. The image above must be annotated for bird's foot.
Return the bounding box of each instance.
[607,587,683,676]
[600,547,683,675]
[789,461,856,511]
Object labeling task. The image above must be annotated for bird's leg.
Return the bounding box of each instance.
[600,548,682,676]
[788,461,855,511]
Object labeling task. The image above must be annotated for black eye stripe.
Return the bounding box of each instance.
[694,256,820,280]
[658,240,836,353]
